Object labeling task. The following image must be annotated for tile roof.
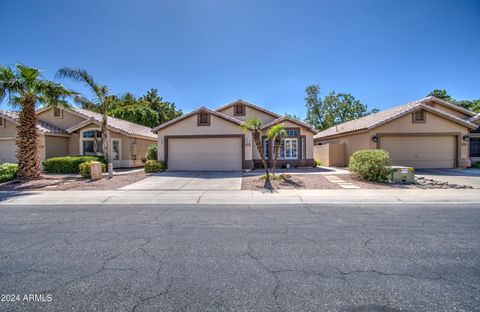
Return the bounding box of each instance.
[215,99,282,118]
[470,114,480,123]
[261,116,318,133]
[68,107,156,139]
[152,107,245,132]
[314,98,478,140]
[0,109,67,134]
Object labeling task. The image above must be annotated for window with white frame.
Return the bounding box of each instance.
[262,137,269,159]
[81,130,103,156]
[278,138,298,159]
[286,129,299,137]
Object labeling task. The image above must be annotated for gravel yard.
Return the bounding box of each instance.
[0,172,147,191]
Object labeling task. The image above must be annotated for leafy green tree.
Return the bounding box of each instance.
[267,124,287,177]
[140,89,182,124]
[285,113,301,120]
[56,68,112,162]
[427,89,480,113]
[305,85,371,131]
[110,105,159,128]
[0,64,73,179]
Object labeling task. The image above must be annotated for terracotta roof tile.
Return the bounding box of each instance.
[0,110,67,134]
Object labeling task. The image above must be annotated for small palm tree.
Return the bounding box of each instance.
[267,124,287,177]
[240,117,270,181]
[0,64,73,179]
[56,68,111,162]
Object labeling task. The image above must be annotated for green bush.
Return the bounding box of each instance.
[0,163,19,182]
[43,156,107,174]
[473,162,480,169]
[145,144,158,161]
[144,160,166,173]
[315,160,322,167]
[79,161,107,178]
[349,149,391,182]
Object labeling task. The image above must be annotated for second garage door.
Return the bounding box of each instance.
[379,136,455,168]
[168,137,242,170]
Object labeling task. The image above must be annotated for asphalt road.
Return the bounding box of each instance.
[0,203,479,311]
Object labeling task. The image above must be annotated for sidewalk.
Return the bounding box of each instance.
[1,189,479,205]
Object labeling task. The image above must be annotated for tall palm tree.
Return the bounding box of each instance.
[0,64,73,179]
[267,124,287,177]
[56,68,111,162]
[240,117,270,181]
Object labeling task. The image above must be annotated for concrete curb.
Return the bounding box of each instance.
[0,189,479,205]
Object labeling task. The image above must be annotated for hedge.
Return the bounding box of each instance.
[145,144,158,161]
[43,156,107,174]
[349,149,391,182]
[144,160,166,173]
[0,163,19,183]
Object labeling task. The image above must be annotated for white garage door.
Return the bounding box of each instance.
[168,137,242,170]
[380,136,455,168]
[0,140,18,163]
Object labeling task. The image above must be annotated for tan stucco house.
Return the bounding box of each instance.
[0,106,156,168]
[314,97,480,169]
[152,99,317,170]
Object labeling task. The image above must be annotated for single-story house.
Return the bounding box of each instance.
[314,96,480,169]
[0,106,157,168]
[152,99,317,170]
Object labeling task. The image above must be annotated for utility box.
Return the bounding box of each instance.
[90,161,103,181]
[390,166,415,184]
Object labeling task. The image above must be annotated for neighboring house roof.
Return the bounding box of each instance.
[423,96,477,117]
[152,107,245,132]
[215,99,282,119]
[314,98,478,140]
[37,106,156,140]
[0,109,68,135]
[261,116,318,134]
[470,114,480,123]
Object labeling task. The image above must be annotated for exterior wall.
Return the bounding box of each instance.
[313,143,346,167]
[44,136,69,159]
[315,111,472,167]
[0,119,19,138]
[254,120,315,168]
[156,113,253,168]
[371,111,470,166]
[37,108,86,130]
[218,106,277,124]
[73,123,155,168]
[431,103,471,119]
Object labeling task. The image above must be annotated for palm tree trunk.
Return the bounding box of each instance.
[16,96,41,180]
[101,114,109,162]
[272,138,280,177]
[252,131,269,181]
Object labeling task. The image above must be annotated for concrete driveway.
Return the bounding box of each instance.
[121,170,242,190]
[416,168,480,188]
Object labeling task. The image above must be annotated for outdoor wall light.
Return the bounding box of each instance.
[371,135,378,143]
[463,134,470,141]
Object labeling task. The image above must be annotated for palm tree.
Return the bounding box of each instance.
[0,64,73,179]
[267,124,287,177]
[56,68,111,162]
[240,117,270,181]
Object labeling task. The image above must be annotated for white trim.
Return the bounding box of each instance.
[279,138,298,160]
[262,137,269,159]
[111,138,121,161]
[0,136,16,141]
[79,128,103,157]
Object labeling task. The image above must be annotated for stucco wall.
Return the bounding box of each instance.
[37,108,85,130]
[218,106,277,124]
[0,119,19,137]
[45,136,69,159]
[156,113,253,162]
[313,143,346,167]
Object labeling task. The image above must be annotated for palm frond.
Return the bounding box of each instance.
[36,80,76,108]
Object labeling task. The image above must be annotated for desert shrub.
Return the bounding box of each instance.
[144,160,166,173]
[315,160,321,167]
[145,144,158,161]
[349,149,391,182]
[0,163,19,182]
[43,156,107,174]
[79,161,107,178]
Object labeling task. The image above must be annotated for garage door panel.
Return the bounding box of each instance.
[380,136,454,169]
[168,138,242,170]
[0,140,18,163]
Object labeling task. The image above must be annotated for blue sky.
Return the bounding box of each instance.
[1,0,479,118]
